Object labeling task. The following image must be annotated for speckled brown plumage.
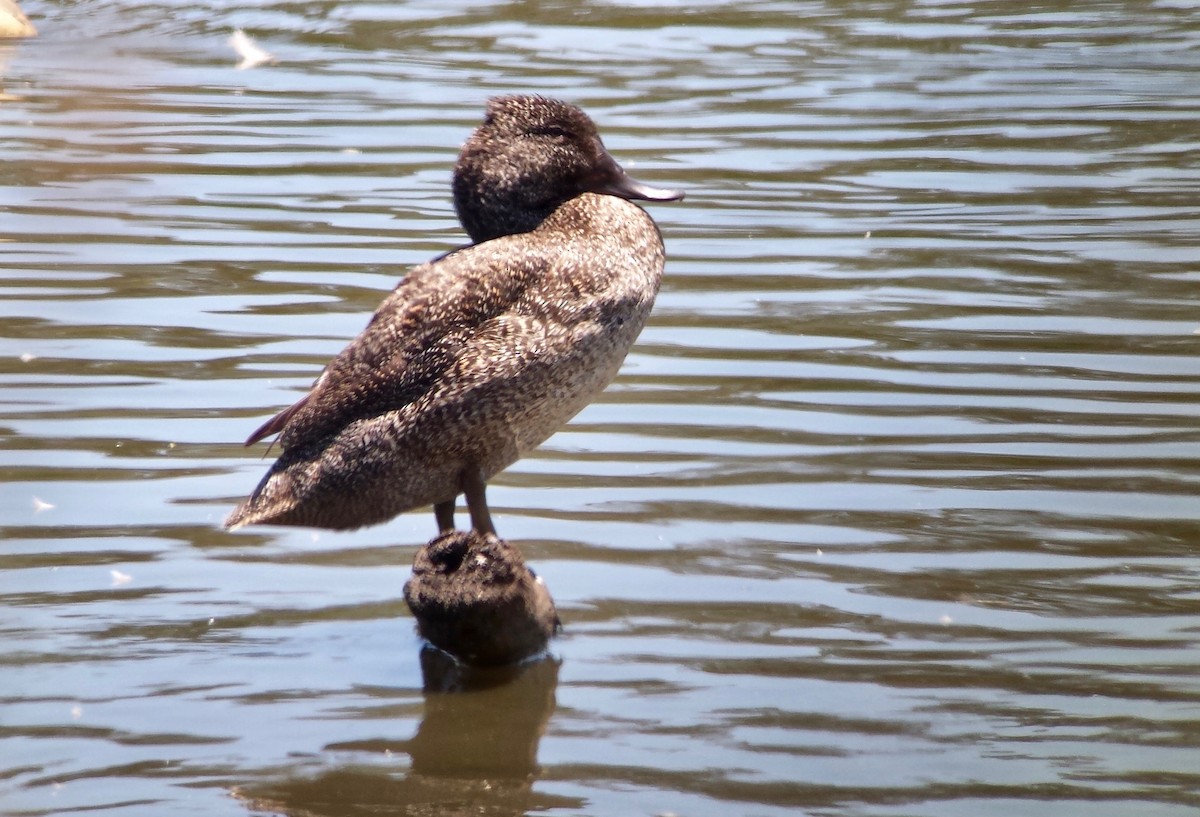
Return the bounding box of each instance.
[225,95,682,534]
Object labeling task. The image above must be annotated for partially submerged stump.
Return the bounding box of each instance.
[404,530,559,667]
[0,0,36,38]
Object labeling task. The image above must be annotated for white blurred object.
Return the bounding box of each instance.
[229,29,275,70]
[0,0,36,38]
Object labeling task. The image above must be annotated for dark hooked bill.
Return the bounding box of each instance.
[592,153,685,202]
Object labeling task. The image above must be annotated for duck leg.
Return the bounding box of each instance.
[460,467,496,536]
[434,498,456,533]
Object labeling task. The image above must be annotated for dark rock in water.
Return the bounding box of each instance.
[404,530,559,666]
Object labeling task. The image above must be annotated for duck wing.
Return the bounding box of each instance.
[244,391,310,446]
[244,241,544,452]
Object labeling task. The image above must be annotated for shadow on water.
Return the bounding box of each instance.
[235,651,577,817]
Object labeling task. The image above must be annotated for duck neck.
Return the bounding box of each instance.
[452,174,563,245]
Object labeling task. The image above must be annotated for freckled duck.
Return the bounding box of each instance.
[225,95,683,535]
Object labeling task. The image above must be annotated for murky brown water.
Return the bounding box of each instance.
[3,1,1199,815]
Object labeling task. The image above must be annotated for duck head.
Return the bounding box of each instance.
[452,95,684,243]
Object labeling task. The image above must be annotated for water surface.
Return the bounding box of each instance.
[2,1,1199,815]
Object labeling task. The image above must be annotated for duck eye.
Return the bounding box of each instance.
[537,125,573,140]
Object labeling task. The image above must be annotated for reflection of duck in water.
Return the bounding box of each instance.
[226,95,682,536]
[233,656,575,816]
